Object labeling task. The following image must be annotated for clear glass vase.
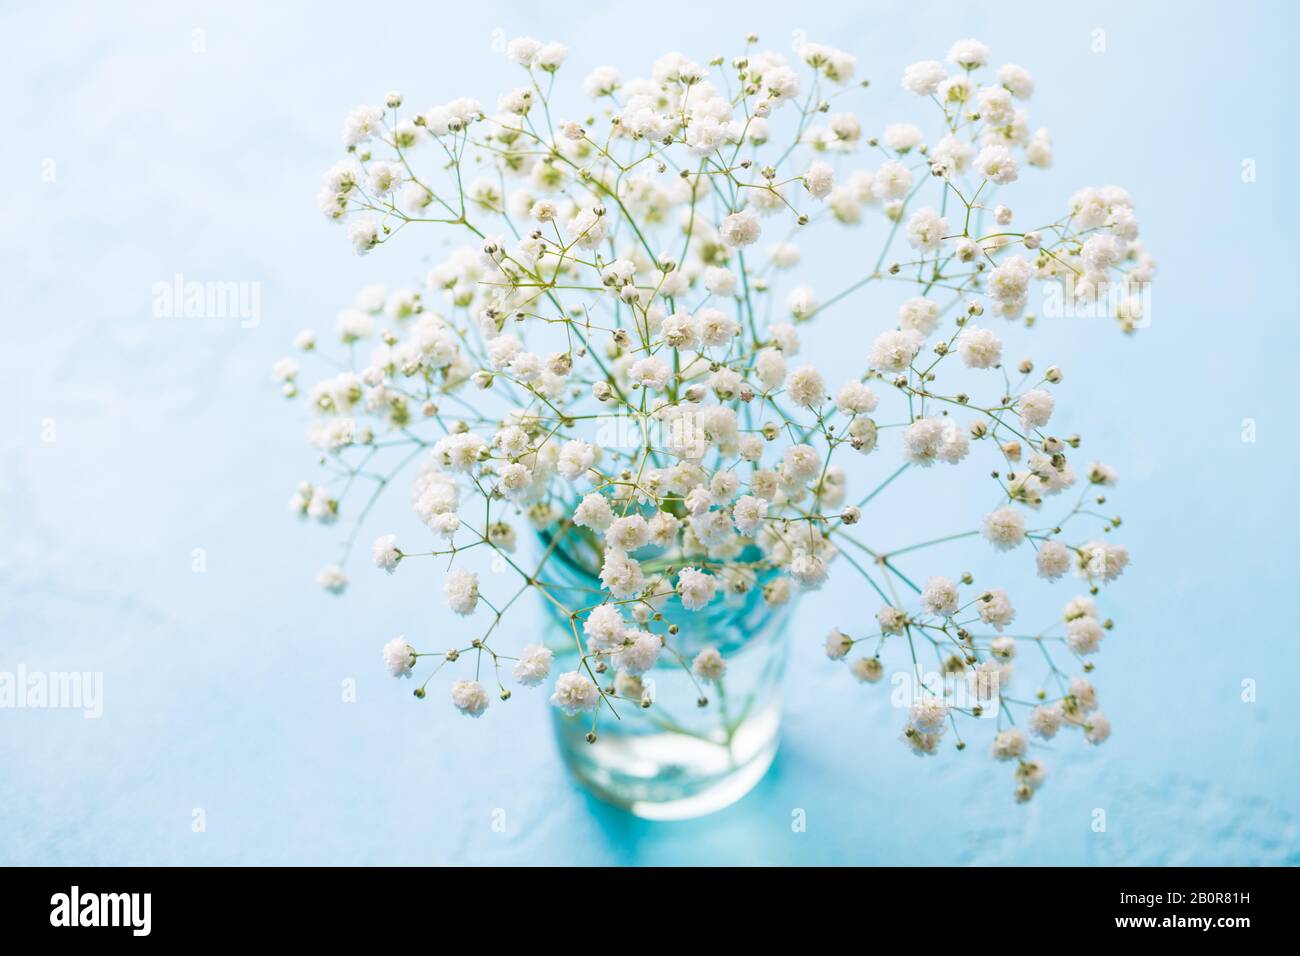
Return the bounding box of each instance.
[538,527,793,820]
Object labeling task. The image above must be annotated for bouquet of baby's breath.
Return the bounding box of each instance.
[276,34,1154,802]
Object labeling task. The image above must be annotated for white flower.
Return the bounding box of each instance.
[272,358,299,383]
[1088,461,1119,486]
[1064,596,1097,621]
[367,162,403,196]
[567,206,607,248]
[982,506,1026,550]
[498,87,533,115]
[497,462,533,500]
[1030,705,1063,739]
[505,36,543,66]
[432,512,460,539]
[977,589,1016,630]
[769,243,802,269]
[605,514,650,551]
[804,161,834,198]
[1069,676,1099,712]
[732,495,768,536]
[867,328,924,372]
[1026,128,1053,167]
[786,364,826,408]
[1079,541,1129,583]
[557,439,598,481]
[317,565,348,594]
[755,349,787,390]
[883,123,924,153]
[1018,388,1055,428]
[536,42,567,71]
[584,604,627,652]
[871,160,912,200]
[987,255,1032,303]
[451,680,489,717]
[306,486,336,523]
[692,647,726,682]
[976,145,1019,185]
[1083,712,1112,744]
[432,432,488,472]
[902,727,942,756]
[599,549,645,599]
[904,417,969,466]
[445,568,479,615]
[1066,616,1104,655]
[958,326,1002,368]
[550,671,600,715]
[946,39,990,70]
[583,65,621,98]
[383,636,415,677]
[789,549,829,589]
[372,533,400,572]
[574,493,614,531]
[910,695,949,733]
[835,380,878,414]
[719,209,761,247]
[824,628,852,660]
[513,644,553,686]
[851,658,884,683]
[937,74,973,104]
[782,444,822,483]
[990,728,1026,761]
[877,606,907,633]
[347,217,380,255]
[322,159,360,195]
[677,567,717,610]
[613,630,661,675]
[662,311,700,349]
[1036,540,1071,580]
[1082,234,1123,272]
[703,266,737,297]
[629,356,670,390]
[786,286,818,319]
[930,135,974,176]
[902,59,946,96]
[998,63,1035,99]
[342,105,383,146]
[510,351,543,382]
[966,660,1004,703]
[905,207,949,251]
[921,576,959,617]
[977,86,1014,125]
[647,510,681,547]
[898,297,941,336]
[795,41,855,82]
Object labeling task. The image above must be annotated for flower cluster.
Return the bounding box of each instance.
[280,34,1153,803]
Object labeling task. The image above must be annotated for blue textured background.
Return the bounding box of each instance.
[4,0,1299,865]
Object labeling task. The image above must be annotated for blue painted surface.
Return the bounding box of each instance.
[3,0,1298,865]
